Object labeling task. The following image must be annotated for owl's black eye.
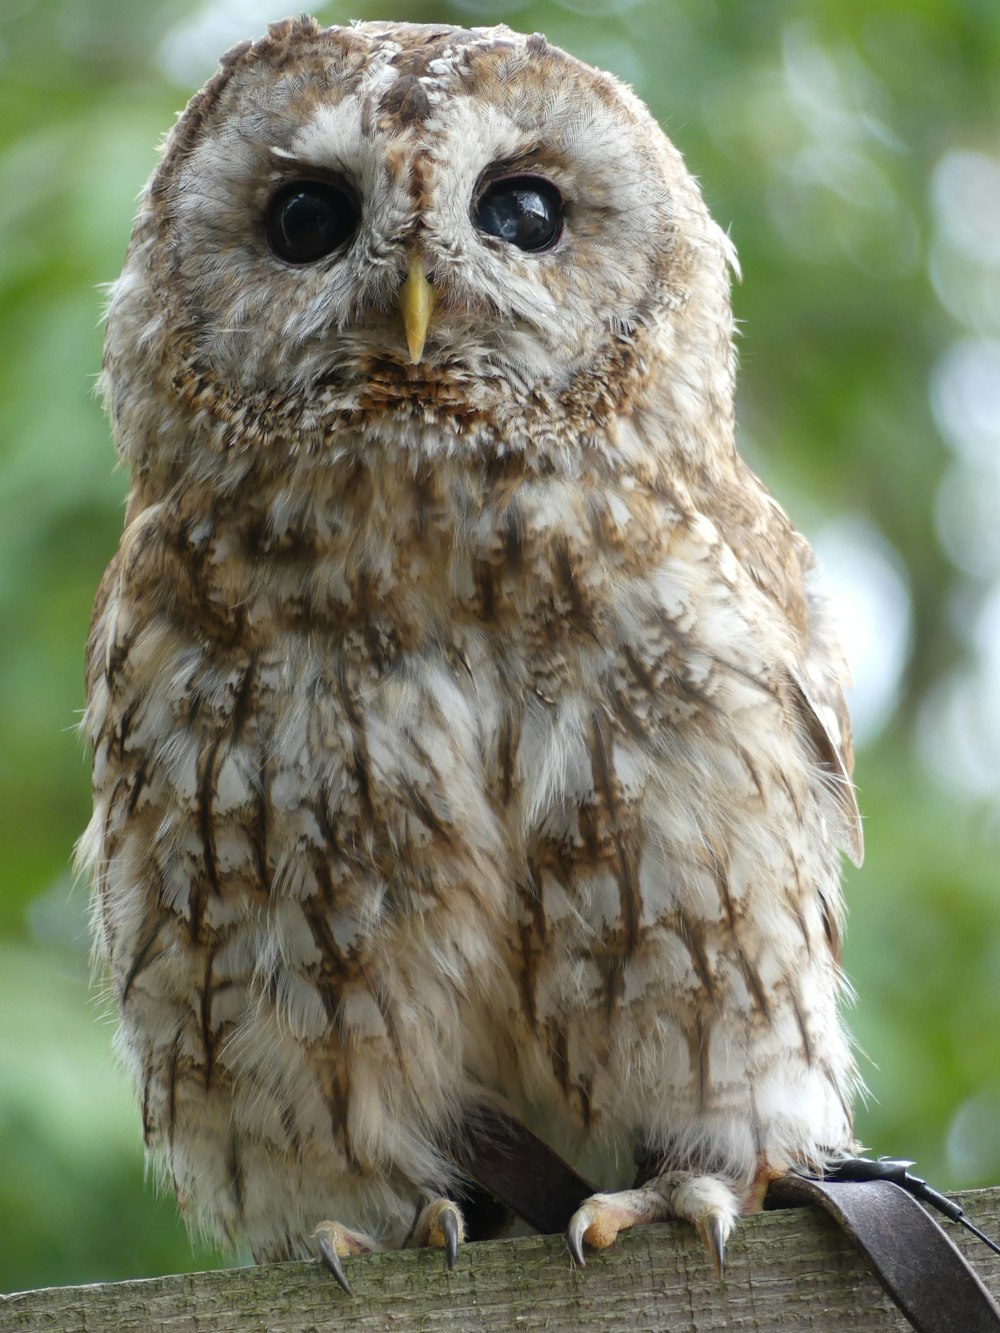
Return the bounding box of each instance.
[474,176,563,252]
[266,180,359,263]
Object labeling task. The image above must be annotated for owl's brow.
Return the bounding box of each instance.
[268,147,330,170]
[480,145,565,179]
[266,146,351,178]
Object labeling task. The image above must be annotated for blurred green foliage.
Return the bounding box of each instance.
[2,0,998,1296]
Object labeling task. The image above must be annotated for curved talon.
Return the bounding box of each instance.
[442,1206,460,1270]
[702,1211,727,1279]
[567,1208,590,1267]
[316,1231,355,1297]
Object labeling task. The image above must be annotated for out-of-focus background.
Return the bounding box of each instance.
[2,0,999,1295]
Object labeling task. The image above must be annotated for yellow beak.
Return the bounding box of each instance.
[398,258,434,364]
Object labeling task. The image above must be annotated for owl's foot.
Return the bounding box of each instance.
[312,1198,465,1294]
[312,1220,381,1296]
[409,1197,465,1269]
[566,1173,739,1278]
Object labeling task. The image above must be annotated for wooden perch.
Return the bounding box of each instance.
[3,1187,998,1332]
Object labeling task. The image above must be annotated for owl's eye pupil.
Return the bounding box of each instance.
[266,180,358,263]
[474,176,562,252]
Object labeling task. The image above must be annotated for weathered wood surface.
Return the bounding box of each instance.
[3,1188,998,1332]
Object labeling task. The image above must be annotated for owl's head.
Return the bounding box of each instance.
[105,17,737,465]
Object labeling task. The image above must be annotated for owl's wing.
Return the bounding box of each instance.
[724,468,864,868]
[785,580,864,868]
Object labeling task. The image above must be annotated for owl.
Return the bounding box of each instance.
[80,16,864,1292]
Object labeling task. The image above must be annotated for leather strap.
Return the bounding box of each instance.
[767,1173,1000,1333]
[450,1109,1000,1332]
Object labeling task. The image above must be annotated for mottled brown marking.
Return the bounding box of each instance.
[696,1015,710,1111]
[313,785,341,864]
[516,865,546,1031]
[588,716,619,826]
[402,779,454,847]
[622,643,656,695]
[411,469,434,542]
[229,657,257,739]
[200,946,217,1087]
[599,948,626,1020]
[250,750,271,896]
[792,902,815,961]
[326,1066,358,1171]
[373,984,407,1073]
[140,1065,154,1147]
[736,950,771,1019]
[497,708,516,806]
[576,799,601,861]
[819,890,841,962]
[336,662,375,825]
[228,1131,245,1221]
[116,698,140,758]
[475,560,496,621]
[120,920,164,1007]
[103,621,139,692]
[103,777,129,855]
[775,761,805,827]
[192,736,224,940]
[737,744,765,803]
[555,542,588,626]
[502,504,524,572]
[677,912,716,1002]
[788,985,815,1068]
[613,836,642,954]
[125,758,149,818]
[302,872,348,1010]
[166,1026,181,1142]
[589,715,641,952]
[280,1102,303,1159]
[578,1074,594,1131]
[787,672,861,862]
[380,74,430,125]
[551,1022,570,1096]
[608,685,650,740]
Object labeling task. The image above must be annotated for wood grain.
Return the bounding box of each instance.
[3,1188,998,1332]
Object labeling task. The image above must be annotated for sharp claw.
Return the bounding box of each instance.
[316,1232,355,1297]
[442,1207,459,1270]
[566,1209,589,1267]
[702,1212,727,1280]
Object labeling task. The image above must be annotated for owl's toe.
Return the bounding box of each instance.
[566,1173,739,1279]
[410,1197,466,1269]
[566,1198,606,1265]
[312,1220,381,1296]
[663,1171,738,1276]
[567,1187,668,1266]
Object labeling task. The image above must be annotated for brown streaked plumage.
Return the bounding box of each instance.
[81,15,863,1281]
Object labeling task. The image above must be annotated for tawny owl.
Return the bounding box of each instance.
[81,16,865,1289]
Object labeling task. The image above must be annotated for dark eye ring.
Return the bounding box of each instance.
[266,179,359,264]
[473,175,563,253]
